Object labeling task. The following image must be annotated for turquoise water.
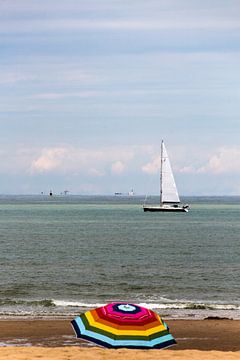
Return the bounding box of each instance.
[0,195,239,319]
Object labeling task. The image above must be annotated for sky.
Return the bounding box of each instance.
[1,0,240,195]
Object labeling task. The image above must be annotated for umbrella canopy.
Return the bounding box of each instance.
[71,302,176,349]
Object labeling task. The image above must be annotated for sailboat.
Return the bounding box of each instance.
[143,140,189,213]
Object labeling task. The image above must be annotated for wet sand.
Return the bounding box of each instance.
[1,319,240,350]
[0,319,240,359]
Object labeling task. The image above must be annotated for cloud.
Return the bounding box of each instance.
[89,168,105,177]
[0,144,152,177]
[31,148,68,172]
[31,91,102,100]
[178,166,196,174]
[142,156,160,174]
[61,70,103,84]
[142,146,240,176]
[0,147,35,174]
[0,1,115,13]
[198,147,240,174]
[1,18,240,35]
[111,161,125,175]
[30,146,136,175]
[0,72,35,84]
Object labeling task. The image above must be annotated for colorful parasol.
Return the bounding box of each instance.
[71,302,176,349]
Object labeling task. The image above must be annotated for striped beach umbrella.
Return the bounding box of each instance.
[71,302,176,349]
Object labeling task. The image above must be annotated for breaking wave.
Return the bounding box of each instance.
[1,298,239,311]
[52,299,240,311]
[0,298,239,319]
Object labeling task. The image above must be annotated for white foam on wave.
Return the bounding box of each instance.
[52,299,240,311]
[53,300,105,308]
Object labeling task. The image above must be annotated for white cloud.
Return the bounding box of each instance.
[30,146,136,175]
[198,147,240,174]
[0,1,116,13]
[142,156,160,174]
[31,91,101,100]
[0,147,35,174]
[30,145,240,178]
[0,72,35,84]
[61,70,103,84]
[111,161,125,175]
[0,144,153,177]
[2,143,240,195]
[178,166,196,174]
[31,148,68,172]
[89,168,105,177]
[142,146,240,176]
[2,18,240,34]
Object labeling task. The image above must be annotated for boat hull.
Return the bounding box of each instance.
[143,206,188,213]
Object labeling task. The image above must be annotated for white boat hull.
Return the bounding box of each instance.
[143,205,189,213]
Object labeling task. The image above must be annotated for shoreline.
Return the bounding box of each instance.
[0,319,240,351]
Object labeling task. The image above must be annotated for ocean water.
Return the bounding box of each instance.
[0,195,239,320]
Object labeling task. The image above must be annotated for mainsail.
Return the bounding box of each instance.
[161,141,180,204]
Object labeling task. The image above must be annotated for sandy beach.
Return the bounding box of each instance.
[0,319,240,359]
[0,348,240,360]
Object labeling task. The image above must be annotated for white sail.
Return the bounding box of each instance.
[161,142,180,204]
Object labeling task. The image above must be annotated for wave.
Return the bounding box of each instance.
[52,300,240,311]
[0,299,55,307]
[53,300,104,308]
[1,298,239,311]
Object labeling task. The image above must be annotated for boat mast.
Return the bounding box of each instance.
[160,140,163,205]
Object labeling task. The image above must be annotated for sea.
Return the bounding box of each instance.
[0,195,240,321]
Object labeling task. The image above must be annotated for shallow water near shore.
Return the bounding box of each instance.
[0,195,239,319]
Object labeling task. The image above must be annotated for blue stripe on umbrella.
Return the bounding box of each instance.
[163,321,169,331]
[73,316,175,348]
